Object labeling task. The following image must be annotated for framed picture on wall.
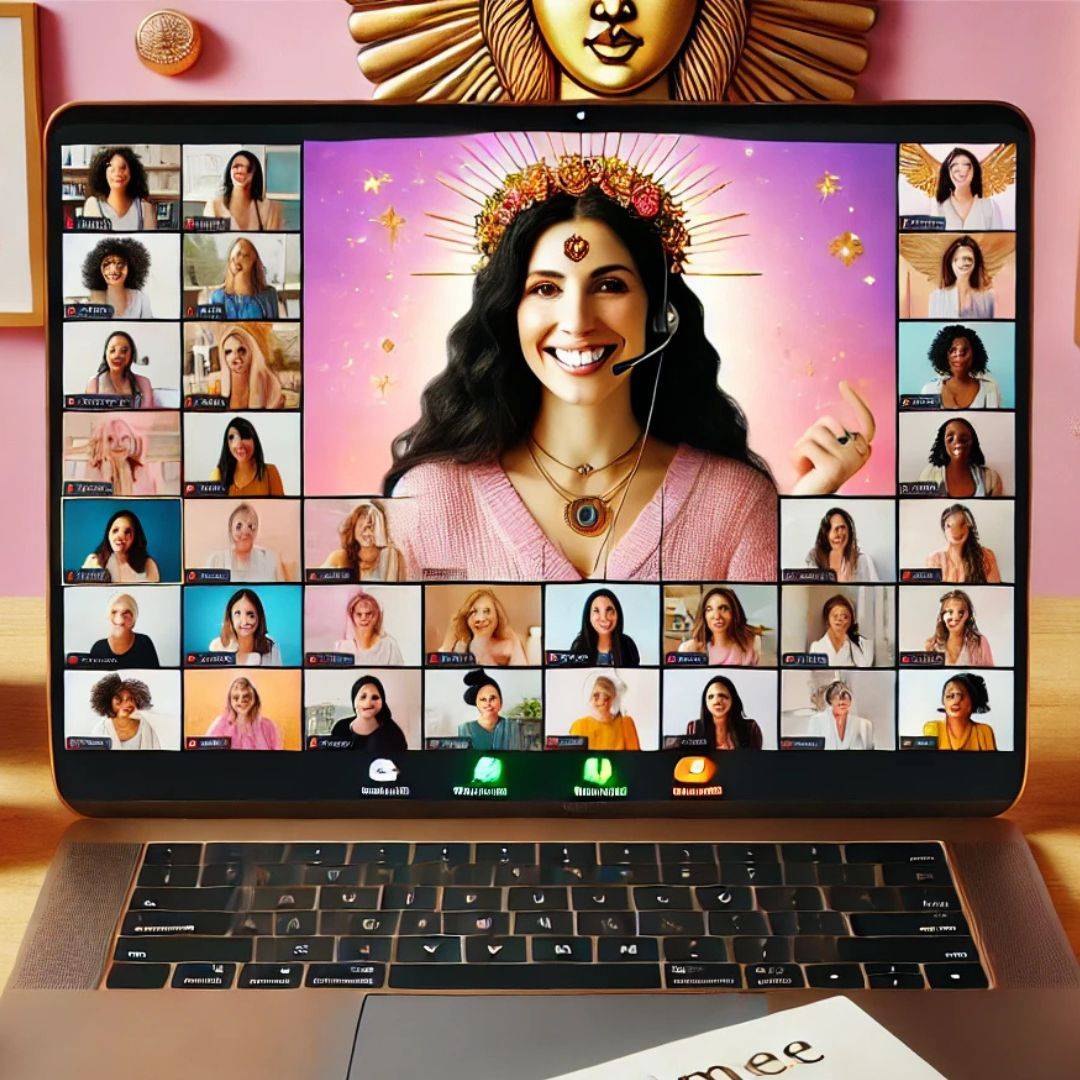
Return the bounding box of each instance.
[0,3,43,326]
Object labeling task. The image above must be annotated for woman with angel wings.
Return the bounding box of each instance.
[900,232,1015,321]
[900,144,1015,231]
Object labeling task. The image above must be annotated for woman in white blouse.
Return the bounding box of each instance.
[333,589,404,665]
[806,679,875,750]
[928,236,995,320]
[804,507,879,582]
[81,146,157,231]
[931,148,1003,230]
[206,503,288,582]
[808,595,874,668]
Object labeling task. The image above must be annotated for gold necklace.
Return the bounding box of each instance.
[530,432,642,478]
[527,444,636,537]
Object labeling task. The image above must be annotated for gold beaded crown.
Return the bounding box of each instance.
[424,133,758,278]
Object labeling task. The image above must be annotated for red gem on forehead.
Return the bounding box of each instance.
[563,233,590,262]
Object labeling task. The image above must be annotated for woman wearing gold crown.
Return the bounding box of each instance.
[383,147,875,581]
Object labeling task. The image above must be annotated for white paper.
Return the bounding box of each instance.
[548,996,946,1080]
[0,16,33,315]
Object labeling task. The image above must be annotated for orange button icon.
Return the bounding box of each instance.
[673,756,716,785]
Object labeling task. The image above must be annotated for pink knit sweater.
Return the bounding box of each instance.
[386,446,777,581]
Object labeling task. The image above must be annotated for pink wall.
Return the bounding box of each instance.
[2,0,1077,594]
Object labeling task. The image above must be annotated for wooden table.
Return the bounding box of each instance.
[1,596,1078,987]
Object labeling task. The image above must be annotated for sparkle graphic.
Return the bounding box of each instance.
[380,338,396,353]
[371,374,395,402]
[828,231,864,267]
[371,206,406,247]
[816,171,842,199]
[863,275,876,285]
[364,170,393,193]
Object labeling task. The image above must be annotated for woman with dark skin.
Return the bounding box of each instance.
[918,417,1003,497]
[329,675,409,753]
[685,675,763,749]
[89,674,160,749]
[919,325,1000,409]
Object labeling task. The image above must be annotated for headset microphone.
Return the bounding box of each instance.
[611,303,680,375]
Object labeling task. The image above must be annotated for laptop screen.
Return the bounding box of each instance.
[47,104,1029,813]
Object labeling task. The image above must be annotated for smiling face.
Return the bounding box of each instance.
[532,0,698,95]
[111,688,137,718]
[230,679,255,716]
[108,600,135,633]
[943,421,973,463]
[827,602,852,636]
[353,682,383,719]
[226,426,255,464]
[104,334,133,373]
[827,514,849,550]
[352,598,379,632]
[222,334,253,377]
[941,598,970,636]
[947,336,974,378]
[106,154,131,193]
[108,516,136,556]
[230,155,254,191]
[104,425,136,457]
[100,254,128,288]
[589,595,619,638]
[705,681,732,720]
[944,511,971,546]
[590,683,614,716]
[951,244,976,280]
[704,593,733,638]
[942,680,973,722]
[517,217,648,407]
[475,685,502,717]
[230,595,260,640]
[467,594,499,637]
[948,153,975,192]
[229,509,258,554]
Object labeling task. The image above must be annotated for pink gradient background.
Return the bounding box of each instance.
[3,1,1078,595]
[304,134,896,496]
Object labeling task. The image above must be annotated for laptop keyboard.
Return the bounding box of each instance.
[106,841,988,991]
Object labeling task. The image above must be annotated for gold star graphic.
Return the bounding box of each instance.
[371,373,395,402]
[363,170,393,193]
[816,171,842,199]
[371,205,406,247]
[828,231,864,267]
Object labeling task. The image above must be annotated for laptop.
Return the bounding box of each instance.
[3,101,1078,1078]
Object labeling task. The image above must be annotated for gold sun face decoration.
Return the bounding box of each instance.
[346,0,878,103]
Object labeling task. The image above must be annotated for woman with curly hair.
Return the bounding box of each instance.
[919,324,1001,409]
[924,589,995,666]
[205,675,283,750]
[85,330,154,407]
[89,673,160,750]
[321,501,403,581]
[438,588,527,666]
[81,237,153,318]
[82,508,160,583]
[80,146,157,231]
[928,235,995,320]
[208,237,280,320]
[677,586,764,665]
[918,417,1004,497]
[203,150,283,232]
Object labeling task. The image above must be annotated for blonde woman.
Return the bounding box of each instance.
[205,676,283,751]
[569,672,640,751]
[206,503,288,582]
[334,589,404,665]
[438,588,527,666]
[215,324,284,410]
[83,417,159,496]
[322,501,403,581]
[677,586,763,666]
[89,592,160,667]
[208,237,280,320]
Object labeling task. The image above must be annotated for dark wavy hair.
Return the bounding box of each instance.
[348,674,403,734]
[939,235,989,290]
[811,507,859,571]
[686,586,760,655]
[92,509,151,576]
[220,588,274,656]
[81,238,151,292]
[215,417,268,488]
[696,675,758,749]
[821,594,864,655]
[569,588,638,665]
[89,673,152,716]
[939,504,990,584]
[940,671,990,714]
[928,418,986,468]
[86,146,151,201]
[930,589,985,652]
[935,148,983,203]
[383,188,773,494]
[927,324,989,377]
[96,330,138,380]
[223,150,266,204]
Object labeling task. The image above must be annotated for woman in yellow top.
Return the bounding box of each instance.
[569,673,640,751]
[209,416,284,497]
[923,671,997,751]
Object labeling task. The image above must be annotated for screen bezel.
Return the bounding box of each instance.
[46,101,1032,817]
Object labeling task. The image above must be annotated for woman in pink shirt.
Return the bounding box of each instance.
[923,589,995,666]
[677,586,764,666]
[205,675,283,750]
[383,155,876,582]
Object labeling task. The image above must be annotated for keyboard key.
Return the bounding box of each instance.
[849,912,968,937]
[398,911,441,935]
[662,864,720,885]
[638,911,704,937]
[599,843,656,865]
[708,912,769,936]
[442,887,501,911]
[572,886,629,910]
[663,937,728,962]
[130,887,236,911]
[715,844,778,864]
[899,887,962,912]
[633,886,693,910]
[827,886,902,912]
[106,963,169,989]
[513,911,573,936]
[171,962,236,989]
[114,936,251,964]
[745,964,806,989]
[284,843,347,865]
[864,962,920,977]
[793,937,840,963]
[598,937,659,962]
[755,887,825,912]
[232,913,273,936]
[815,863,877,887]
[532,937,592,963]
[392,864,458,886]
[659,843,715,864]
[881,864,954,887]
[540,843,596,866]
[143,843,202,866]
[781,844,842,864]
[719,863,782,886]
[768,911,847,937]
[396,937,462,963]
[476,843,536,865]
[493,865,581,886]
[576,911,637,937]
[732,937,793,964]
[238,963,302,989]
[320,911,399,936]
[696,887,753,911]
[204,843,283,865]
[137,865,200,887]
[304,866,363,886]
[844,843,944,866]
[337,938,392,962]
[805,964,864,989]
[507,887,569,911]
[251,887,316,911]
[413,843,471,865]
[274,912,317,936]
[446,864,497,885]
[443,912,509,936]
[925,964,989,989]
[836,936,979,964]
[350,843,409,866]
[665,963,742,989]
[586,864,660,885]
[121,910,233,936]
[255,937,334,963]
[780,863,819,886]
[201,863,304,888]
[465,937,526,963]
[867,970,925,990]
[381,886,438,910]
[389,964,660,990]
[306,963,386,989]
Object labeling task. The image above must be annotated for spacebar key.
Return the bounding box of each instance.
[389,964,661,990]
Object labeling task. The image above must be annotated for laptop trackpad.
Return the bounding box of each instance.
[349,994,768,1079]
